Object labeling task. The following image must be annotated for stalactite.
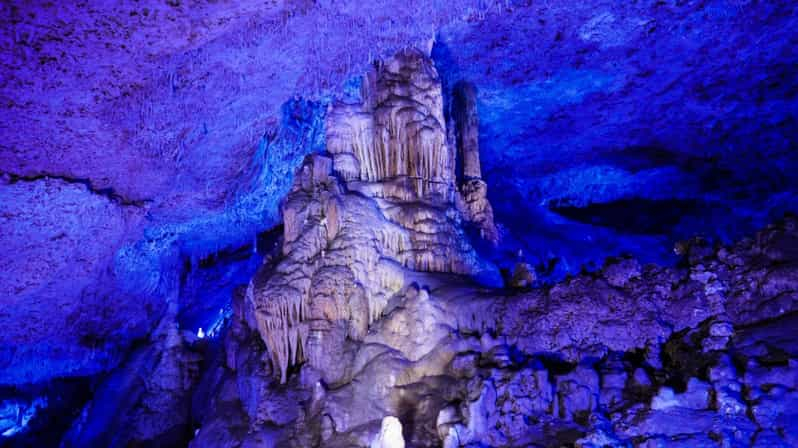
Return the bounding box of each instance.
[327,48,455,200]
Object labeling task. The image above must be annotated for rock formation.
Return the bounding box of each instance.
[370,416,405,448]
[184,50,798,448]
[62,303,202,447]
[452,81,483,182]
[3,1,797,446]
[245,49,500,385]
[451,81,500,245]
[327,50,454,201]
[190,207,798,447]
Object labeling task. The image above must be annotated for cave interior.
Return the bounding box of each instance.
[1,1,797,447]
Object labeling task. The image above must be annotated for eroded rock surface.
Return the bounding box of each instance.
[0,176,151,384]
[193,214,798,447]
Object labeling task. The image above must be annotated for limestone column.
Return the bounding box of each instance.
[452,80,482,181]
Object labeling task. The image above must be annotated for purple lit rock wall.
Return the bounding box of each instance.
[1,0,503,386]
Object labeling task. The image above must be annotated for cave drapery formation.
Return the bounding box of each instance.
[1,1,798,447]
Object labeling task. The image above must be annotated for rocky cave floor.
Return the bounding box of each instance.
[5,214,798,448]
[35,212,798,448]
[188,215,798,448]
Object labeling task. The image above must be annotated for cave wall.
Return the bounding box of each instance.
[0,0,509,389]
[433,0,798,277]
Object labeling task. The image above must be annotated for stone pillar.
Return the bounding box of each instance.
[452,80,482,181]
[451,80,499,245]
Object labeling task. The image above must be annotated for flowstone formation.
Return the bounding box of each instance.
[187,50,798,448]
[245,49,500,384]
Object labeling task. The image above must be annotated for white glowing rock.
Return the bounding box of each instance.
[442,427,462,448]
[371,416,405,448]
[197,327,205,339]
[651,387,677,410]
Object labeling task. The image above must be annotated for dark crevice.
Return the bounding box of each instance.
[0,378,94,448]
[549,198,701,235]
[3,172,152,207]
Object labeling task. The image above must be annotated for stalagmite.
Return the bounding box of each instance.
[451,80,500,244]
[370,416,405,448]
[452,81,482,181]
[248,49,500,384]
